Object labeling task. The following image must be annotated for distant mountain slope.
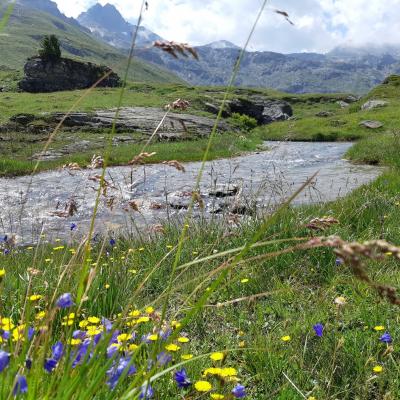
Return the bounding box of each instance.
[136,45,400,94]
[77,3,162,49]
[76,3,400,94]
[0,1,182,84]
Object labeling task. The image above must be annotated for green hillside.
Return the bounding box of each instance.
[0,3,182,84]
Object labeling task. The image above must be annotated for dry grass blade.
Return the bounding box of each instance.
[274,9,295,25]
[128,152,157,165]
[307,217,339,231]
[50,198,78,218]
[153,40,199,60]
[87,155,104,169]
[165,98,190,111]
[162,160,186,172]
[62,163,81,172]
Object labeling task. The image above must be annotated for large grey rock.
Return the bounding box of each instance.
[316,111,335,117]
[50,107,230,137]
[361,100,388,110]
[204,96,293,125]
[19,57,121,93]
[359,120,384,129]
[337,101,350,108]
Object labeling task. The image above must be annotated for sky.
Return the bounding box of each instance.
[54,0,400,53]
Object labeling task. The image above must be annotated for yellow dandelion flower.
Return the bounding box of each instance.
[210,352,224,361]
[27,246,33,250]
[69,338,82,346]
[136,317,150,324]
[121,256,126,260]
[1,318,15,331]
[29,294,42,302]
[148,334,158,341]
[86,326,102,336]
[178,337,189,343]
[129,310,141,317]
[165,344,180,352]
[241,278,249,283]
[211,394,225,400]
[239,341,245,348]
[105,284,110,289]
[373,365,383,373]
[129,344,139,352]
[45,259,52,263]
[87,316,100,324]
[53,246,65,251]
[334,296,346,306]
[281,335,291,342]
[61,319,74,326]
[181,354,193,360]
[166,245,173,249]
[79,320,89,328]
[128,269,137,274]
[117,333,131,342]
[220,368,238,377]
[203,368,222,376]
[171,320,181,329]
[308,397,317,400]
[145,306,154,314]
[35,311,46,320]
[374,326,385,331]
[195,381,212,392]
[0,269,6,277]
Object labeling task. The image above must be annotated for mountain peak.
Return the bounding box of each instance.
[78,3,130,33]
[203,40,240,50]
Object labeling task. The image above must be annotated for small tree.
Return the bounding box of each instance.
[38,34,62,60]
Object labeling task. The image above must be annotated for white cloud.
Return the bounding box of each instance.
[53,0,400,53]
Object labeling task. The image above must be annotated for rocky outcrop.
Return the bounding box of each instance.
[204,96,293,125]
[359,120,384,129]
[361,100,388,110]
[4,107,231,139]
[19,57,121,93]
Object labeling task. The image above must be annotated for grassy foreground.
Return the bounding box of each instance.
[0,78,400,399]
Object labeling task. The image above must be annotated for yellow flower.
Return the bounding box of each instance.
[171,320,181,329]
[240,278,249,283]
[148,334,158,341]
[308,397,317,400]
[86,326,102,336]
[27,246,33,250]
[373,365,383,373]
[334,296,347,306]
[139,247,145,251]
[35,311,46,320]
[53,246,65,251]
[374,326,385,331]
[87,316,100,324]
[1,318,15,330]
[281,335,291,342]
[178,337,189,343]
[129,344,139,352]
[239,341,245,348]
[136,317,150,324]
[203,368,222,377]
[166,245,173,249]
[211,394,225,400]
[128,269,137,274]
[29,294,42,302]
[220,368,238,377]
[79,320,89,328]
[129,310,141,317]
[69,338,82,346]
[105,284,110,289]
[181,354,193,360]
[61,319,74,326]
[165,344,180,352]
[210,352,224,361]
[117,333,131,342]
[0,269,5,277]
[145,306,154,314]
[45,259,52,263]
[195,381,212,392]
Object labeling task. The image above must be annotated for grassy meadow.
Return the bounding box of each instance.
[1,2,400,395]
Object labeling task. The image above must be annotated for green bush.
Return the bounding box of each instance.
[38,34,62,60]
[231,112,258,131]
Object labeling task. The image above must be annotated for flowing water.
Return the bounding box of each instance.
[0,141,382,245]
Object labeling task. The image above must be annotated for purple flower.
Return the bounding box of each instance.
[157,352,172,366]
[174,368,191,388]
[139,383,154,399]
[52,342,64,362]
[70,223,77,231]
[0,350,10,372]
[28,327,35,341]
[109,238,116,247]
[56,293,74,308]
[106,357,136,389]
[380,332,392,343]
[335,258,343,266]
[313,323,324,337]
[2,330,10,340]
[13,375,28,395]
[232,384,246,398]
[25,358,32,370]
[102,318,113,332]
[72,330,86,339]
[44,358,58,373]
